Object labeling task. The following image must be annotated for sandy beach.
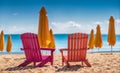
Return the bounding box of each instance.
[0,53,120,73]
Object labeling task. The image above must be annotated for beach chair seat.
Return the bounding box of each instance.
[18,33,55,67]
[60,33,91,67]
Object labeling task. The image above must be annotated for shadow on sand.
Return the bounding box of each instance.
[5,66,35,71]
[56,65,85,72]
[4,65,48,71]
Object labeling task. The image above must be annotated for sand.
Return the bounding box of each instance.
[0,53,120,73]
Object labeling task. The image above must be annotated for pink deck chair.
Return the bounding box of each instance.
[60,33,91,67]
[18,33,55,67]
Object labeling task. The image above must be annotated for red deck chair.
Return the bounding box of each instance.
[18,33,55,67]
[60,33,91,67]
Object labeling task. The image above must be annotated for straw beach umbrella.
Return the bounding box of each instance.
[0,30,4,51]
[38,7,51,48]
[6,35,12,52]
[108,16,116,54]
[95,25,103,51]
[49,29,56,48]
[88,29,95,52]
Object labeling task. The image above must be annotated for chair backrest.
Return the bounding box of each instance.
[21,33,42,62]
[68,33,88,62]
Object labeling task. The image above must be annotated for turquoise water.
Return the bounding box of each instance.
[0,34,120,54]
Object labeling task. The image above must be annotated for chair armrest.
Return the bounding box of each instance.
[20,48,55,51]
[59,48,68,56]
[41,48,55,56]
[59,48,68,53]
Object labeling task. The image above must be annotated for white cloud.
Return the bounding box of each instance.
[115,19,120,24]
[92,19,120,34]
[1,25,37,34]
[115,19,120,34]
[93,21,103,25]
[50,21,90,34]
[1,18,120,34]
[50,19,120,34]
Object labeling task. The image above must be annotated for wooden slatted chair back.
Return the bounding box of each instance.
[21,33,42,62]
[68,33,88,62]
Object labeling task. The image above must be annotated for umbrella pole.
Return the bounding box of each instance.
[111,46,112,55]
[91,49,93,53]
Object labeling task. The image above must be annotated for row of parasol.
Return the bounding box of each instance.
[88,16,116,54]
[0,31,12,52]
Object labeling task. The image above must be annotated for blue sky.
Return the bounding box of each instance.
[0,0,120,34]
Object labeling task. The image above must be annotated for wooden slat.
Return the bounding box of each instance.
[31,34,36,61]
[70,34,73,61]
[77,33,79,61]
[84,34,88,60]
[78,33,81,61]
[81,33,83,61]
[71,34,74,61]
[74,33,77,61]
[81,34,85,60]
[77,33,80,61]
[80,33,83,61]
[68,35,70,61]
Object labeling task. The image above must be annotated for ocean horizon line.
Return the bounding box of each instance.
[0,51,120,54]
[3,33,120,35]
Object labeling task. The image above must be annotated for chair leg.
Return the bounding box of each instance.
[66,62,70,68]
[62,58,64,66]
[51,53,54,65]
[84,59,91,67]
[63,56,70,67]
[82,61,83,66]
[34,62,36,67]
[62,61,64,66]
[51,59,53,65]
[36,56,51,67]
[18,60,31,67]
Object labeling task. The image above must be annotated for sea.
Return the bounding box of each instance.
[0,34,120,54]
